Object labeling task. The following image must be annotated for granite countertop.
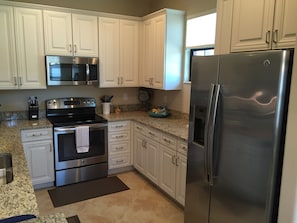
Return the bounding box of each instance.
[0,119,67,222]
[101,111,189,141]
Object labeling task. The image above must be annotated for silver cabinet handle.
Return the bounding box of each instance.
[69,44,72,53]
[115,146,124,151]
[266,30,271,44]
[116,159,124,164]
[74,44,77,54]
[14,76,17,86]
[172,155,176,165]
[273,29,279,43]
[176,156,179,167]
[18,77,22,86]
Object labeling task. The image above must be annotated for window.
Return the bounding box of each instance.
[185,12,216,82]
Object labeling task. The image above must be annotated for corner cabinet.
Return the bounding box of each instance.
[43,10,98,57]
[21,128,54,189]
[0,6,46,89]
[133,121,187,206]
[99,17,139,88]
[140,9,185,90]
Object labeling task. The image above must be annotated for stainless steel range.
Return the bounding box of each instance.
[46,97,108,187]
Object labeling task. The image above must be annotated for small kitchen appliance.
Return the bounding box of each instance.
[28,96,39,120]
[46,97,108,187]
[46,56,99,86]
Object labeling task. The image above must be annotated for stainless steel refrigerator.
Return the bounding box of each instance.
[184,50,293,223]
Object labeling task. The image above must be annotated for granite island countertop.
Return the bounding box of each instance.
[101,111,189,140]
[0,119,67,222]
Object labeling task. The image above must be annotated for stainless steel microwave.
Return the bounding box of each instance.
[46,56,99,86]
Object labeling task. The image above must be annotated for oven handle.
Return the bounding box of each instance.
[54,125,107,132]
[54,127,76,132]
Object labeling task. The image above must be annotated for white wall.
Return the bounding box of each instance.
[151,83,191,113]
[277,42,297,222]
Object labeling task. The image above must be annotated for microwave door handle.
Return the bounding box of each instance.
[86,64,90,84]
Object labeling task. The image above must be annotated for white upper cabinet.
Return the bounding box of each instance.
[273,0,297,49]
[0,6,46,89]
[230,0,297,52]
[140,9,185,90]
[0,6,17,89]
[43,10,98,57]
[99,17,139,88]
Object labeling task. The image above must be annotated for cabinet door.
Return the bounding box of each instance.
[175,153,187,206]
[14,7,46,89]
[159,145,176,197]
[72,14,98,57]
[273,0,297,49]
[153,14,165,89]
[214,0,234,55]
[146,139,159,185]
[99,17,120,87]
[120,19,139,87]
[23,140,54,186]
[43,11,72,56]
[0,6,17,89]
[231,0,275,52]
[134,133,146,174]
[141,18,155,87]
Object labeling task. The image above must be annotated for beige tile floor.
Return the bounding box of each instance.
[34,171,184,223]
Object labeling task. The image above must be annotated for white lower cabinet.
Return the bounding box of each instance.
[159,144,176,197]
[134,123,160,185]
[175,151,187,206]
[108,121,132,173]
[133,121,188,206]
[21,127,54,189]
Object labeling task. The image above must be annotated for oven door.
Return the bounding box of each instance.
[53,123,107,171]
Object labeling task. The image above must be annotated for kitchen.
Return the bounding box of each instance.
[0,0,297,223]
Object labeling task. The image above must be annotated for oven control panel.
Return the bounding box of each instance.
[46,97,96,109]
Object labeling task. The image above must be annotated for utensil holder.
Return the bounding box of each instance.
[102,103,111,115]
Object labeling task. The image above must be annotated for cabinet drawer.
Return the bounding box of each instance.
[177,139,188,156]
[109,121,130,132]
[109,153,131,169]
[134,122,147,135]
[146,127,160,142]
[160,133,177,150]
[21,127,53,142]
[109,131,130,142]
[109,141,130,155]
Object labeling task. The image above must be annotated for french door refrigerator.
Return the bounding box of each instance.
[184,49,293,223]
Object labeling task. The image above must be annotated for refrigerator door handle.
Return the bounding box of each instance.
[208,84,220,186]
[204,83,216,183]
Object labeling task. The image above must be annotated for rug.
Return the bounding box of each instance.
[66,215,80,223]
[48,176,129,207]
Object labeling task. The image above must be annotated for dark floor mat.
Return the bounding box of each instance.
[66,215,80,223]
[48,176,129,207]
